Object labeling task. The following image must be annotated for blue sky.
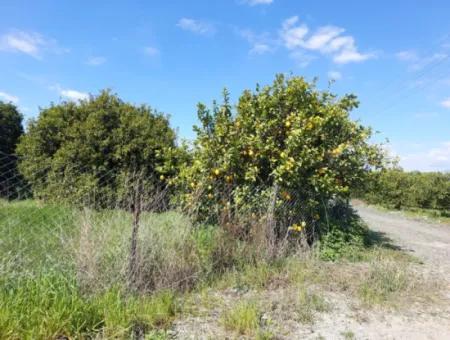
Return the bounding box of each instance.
[0,0,449,171]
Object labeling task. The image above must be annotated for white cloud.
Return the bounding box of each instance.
[302,26,344,51]
[333,48,373,64]
[177,18,215,36]
[400,142,450,171]
[144,46,160,56]
[60,89,89,101]
[279,16,374,65]
[241,0,273,5]
[327,70,342,80]
[86,56,106,66]
[441,97,450,109]
[0,30,66,59]
[0,91,19,104]
[280,16,309,49]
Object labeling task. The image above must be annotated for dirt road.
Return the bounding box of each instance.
[354,202,450,280]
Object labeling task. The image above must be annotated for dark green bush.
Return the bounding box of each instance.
[16,91,185,207]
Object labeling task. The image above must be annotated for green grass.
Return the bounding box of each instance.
[341,330,356,339]
[221,300,262,335]
[0,272,179,339]
[357,260,410,306]
[0,198,428,337]
[0,200,189,339]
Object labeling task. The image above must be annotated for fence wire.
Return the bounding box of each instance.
[0,151,330,296]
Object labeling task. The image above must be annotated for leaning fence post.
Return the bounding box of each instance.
[128,175,142,290]
[266,183,279,257]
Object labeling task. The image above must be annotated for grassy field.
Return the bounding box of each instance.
[0,199,440,339]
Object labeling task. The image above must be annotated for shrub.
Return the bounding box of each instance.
[16,90,184,207]
[178,74,384,243]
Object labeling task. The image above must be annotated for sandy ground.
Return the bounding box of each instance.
[354,202,450,281]
[173,204,450,339]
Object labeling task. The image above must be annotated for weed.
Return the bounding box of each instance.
[296,288,329,324]
[341,330,356,339]
[358,260,409,306]
[221,300,261,335]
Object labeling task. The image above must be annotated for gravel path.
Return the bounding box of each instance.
[354,202,450,280]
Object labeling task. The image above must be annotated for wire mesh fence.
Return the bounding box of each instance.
[0,150,327,296]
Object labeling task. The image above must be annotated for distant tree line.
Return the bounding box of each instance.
[360,169,449,212]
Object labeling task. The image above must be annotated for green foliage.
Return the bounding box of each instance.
[16,90,183,207]
[0,101,24,199]
[319,217,368,261]
[178,74,384,235]
[363,169,450,212]
[318,201,373,261]
[0,101,23,155]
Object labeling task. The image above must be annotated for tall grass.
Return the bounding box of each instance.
[0,199,276,338]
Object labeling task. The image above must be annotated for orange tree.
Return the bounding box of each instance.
[177,74,385,239]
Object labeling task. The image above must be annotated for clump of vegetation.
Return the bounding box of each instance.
[16,90,187,207]
[296,288,329,324]
[358,260,410,306]
[0,273,179,339]
[221,300,262,335]
[360,169,450,214]
[318,201,372,261]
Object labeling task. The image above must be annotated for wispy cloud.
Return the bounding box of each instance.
[441,97,450,109]
[280,16,374,65]
[86,56,106,66]
[144,46,160,56]
[241,0,273,6]
[239,29,275,55]
[280,16,309,49]
[328,70,342,80]
[51,84,88,101]
[0,91,19,104]
[396,50,417,62]
[289,50,316,68]
[414,112,439,119]
[177,18,215,36]
[396,49,447,71]
[60,89,89,101]
[249,43,271,55]
[399,141,450,171]
[0,30,67,59]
